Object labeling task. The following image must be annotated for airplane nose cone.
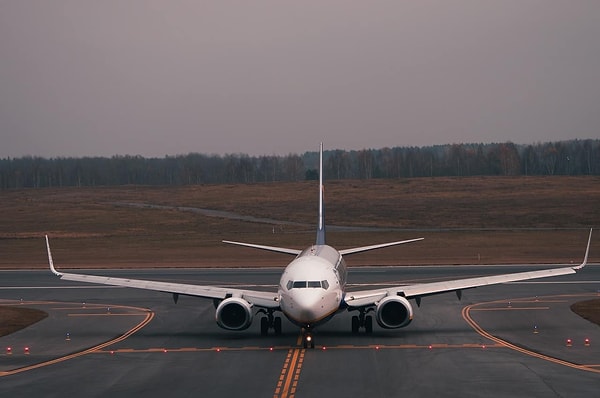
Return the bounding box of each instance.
[292,290,326,322]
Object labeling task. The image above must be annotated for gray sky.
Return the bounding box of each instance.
[1,1,599,158]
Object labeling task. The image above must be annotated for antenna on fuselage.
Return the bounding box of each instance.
[316,142,326,246]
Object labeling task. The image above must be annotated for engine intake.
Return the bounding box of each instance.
[375,296,413,329]
[215,297,253,331]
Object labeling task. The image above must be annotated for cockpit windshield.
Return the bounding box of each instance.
[286,280,330,290]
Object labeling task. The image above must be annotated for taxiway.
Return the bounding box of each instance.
[1,266,599,397]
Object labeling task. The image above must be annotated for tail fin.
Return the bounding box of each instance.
[316,143,326,245]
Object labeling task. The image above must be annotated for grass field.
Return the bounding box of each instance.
[0,176,599,269]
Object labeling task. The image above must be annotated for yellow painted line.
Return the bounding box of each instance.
[274,345,306,398]
[0,301,154,377]
[470,307,550,311]
[87,342,508,355]
[68,313,149,317]
[462,293,600,375]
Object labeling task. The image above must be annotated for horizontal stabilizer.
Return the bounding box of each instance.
[222,240,301,256]
[340,238,423,256]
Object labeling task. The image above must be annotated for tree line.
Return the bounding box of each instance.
[1,139,598,189]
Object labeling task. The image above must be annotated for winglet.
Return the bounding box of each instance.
[572,228,593,271]
[45,235,62,276]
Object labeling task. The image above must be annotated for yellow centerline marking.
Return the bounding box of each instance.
[68,313,149,316]
[470,307,550,311]
[274,347,305,398]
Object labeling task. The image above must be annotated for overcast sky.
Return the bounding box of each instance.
[1,1,599,158]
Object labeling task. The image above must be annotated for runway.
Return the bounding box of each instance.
[1,265,599,397]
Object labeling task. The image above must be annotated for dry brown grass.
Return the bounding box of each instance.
[0,176,599,268]
[0,306,48,337]
[571,299,600,327]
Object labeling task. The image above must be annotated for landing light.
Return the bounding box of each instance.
[306,336,312,342]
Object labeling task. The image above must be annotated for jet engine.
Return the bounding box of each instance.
[215,297,253,331]
[375,295,413,329]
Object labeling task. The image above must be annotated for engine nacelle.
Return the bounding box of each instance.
[375,295,413,329]
[215,297,253,331]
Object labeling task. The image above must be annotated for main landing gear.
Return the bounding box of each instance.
[351,308,373,334]
[258,309,282,336]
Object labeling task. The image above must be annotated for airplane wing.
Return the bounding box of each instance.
[345,229,593,309]
[45,236,280,309]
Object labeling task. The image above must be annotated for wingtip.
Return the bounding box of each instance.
[45,235,62,277]
[572,228,593,271]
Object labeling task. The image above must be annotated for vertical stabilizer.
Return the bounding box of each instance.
[316,143,326,245]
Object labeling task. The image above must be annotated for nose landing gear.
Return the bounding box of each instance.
[301,328,315,349]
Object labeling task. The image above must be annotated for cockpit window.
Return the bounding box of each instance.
[287,280,330,290]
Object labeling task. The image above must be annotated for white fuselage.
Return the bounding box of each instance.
[277,245,347,329]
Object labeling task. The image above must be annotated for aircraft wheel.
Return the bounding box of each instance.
[260,317,269,336]
[365,315,373,334]
[274,317,282,335]
[302,332,315,349]
[351,315,359,334]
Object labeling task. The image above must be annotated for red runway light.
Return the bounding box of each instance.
[584,338,591,346]
[6,347,12,355]
[24,347,30,354]
[269,347,273,351]
[566,338,573,347]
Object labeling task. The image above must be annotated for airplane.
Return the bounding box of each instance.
[45,144,594,349]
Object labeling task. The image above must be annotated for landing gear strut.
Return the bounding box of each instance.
[302,328,315,349]
[351,308,373,334]
[258,309,282,336]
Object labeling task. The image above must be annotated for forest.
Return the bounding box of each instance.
[1,139,598,189]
